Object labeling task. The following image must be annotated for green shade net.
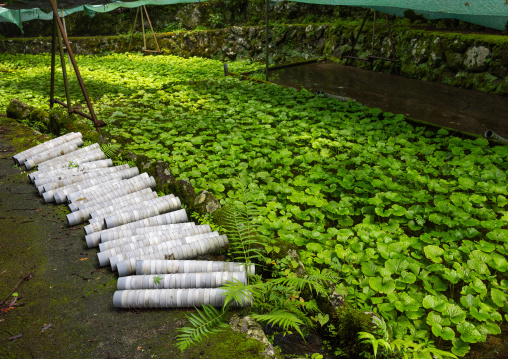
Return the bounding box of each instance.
[290,0,508,31]
[0,0,203,31]
[1,0,507,31]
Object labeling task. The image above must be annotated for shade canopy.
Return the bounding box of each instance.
[1,0,507,31]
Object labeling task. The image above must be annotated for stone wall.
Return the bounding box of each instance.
[1,23,507,95]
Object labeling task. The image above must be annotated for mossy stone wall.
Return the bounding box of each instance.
[1,23,507,95]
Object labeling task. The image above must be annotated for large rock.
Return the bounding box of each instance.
[193,190,221,215]
[464,46,491,72]
[229,315,280,359]
[48,108,73,136]
[6,99,33,120]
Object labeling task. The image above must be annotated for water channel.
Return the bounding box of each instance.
[270,62,508,139]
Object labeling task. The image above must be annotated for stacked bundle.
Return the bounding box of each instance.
[13,132,253,308]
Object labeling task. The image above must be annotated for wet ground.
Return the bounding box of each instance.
[0,118,266,359]
[271,62,508,139]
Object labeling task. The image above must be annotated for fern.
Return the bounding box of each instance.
[251,309,305,338]
[175,304,229,352]
[100,143,122,159]
[214,203,265,269]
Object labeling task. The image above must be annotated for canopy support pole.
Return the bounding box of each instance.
[265,0,269,81]
[127,7,139,52]
[49,17,56,108]
[345,9,397,72]
[48,0,104,131]
[56,17,71,112]
[127,6,161,53]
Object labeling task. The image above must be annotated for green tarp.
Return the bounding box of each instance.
[291,0,508,31]
[0,0,203,31]
[1,0,507,31]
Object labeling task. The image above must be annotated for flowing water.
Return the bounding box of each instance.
[270,62,508,139]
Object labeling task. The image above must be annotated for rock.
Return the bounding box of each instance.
[6,99,33,120]
[237,37,250,50]
[231,26,246,36]
[175,5,202,29]
[464,46,491,72]
[29,108,50,130]
[193,190,221,215]
[48,108,73,136]
[230,315,280,359]
[154,160,176,190]
[175,179,196,206]
[287,249,306,277]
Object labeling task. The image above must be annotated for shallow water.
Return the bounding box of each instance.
[270,62,508,139]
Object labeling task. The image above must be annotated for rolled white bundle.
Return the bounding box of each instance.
[24,138,84,170]
[30,159,113,183]
[85,208,188,248]
[98,223,205,252]
[84,195,178,234]
[13,132,82,166]
[68,176,156,212]
[117,271,247,290]
[112,288,250,308]
[43,176,123,203]
[68,174,153,205]
[53,167,140,204]
[33,150,106,174]
[99,231,220,267]
[104,196,182,229]
[135,260,255,276]
[35,143,100,171]
[36,164,132,192]
[115,234,228,276]
[67,188,156,226]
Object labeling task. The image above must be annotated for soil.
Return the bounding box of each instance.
[271,61,508,139]
[0,118,266,359]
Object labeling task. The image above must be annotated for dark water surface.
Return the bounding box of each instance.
[271,62,508,139]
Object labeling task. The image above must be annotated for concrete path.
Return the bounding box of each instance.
[0,118,265,359]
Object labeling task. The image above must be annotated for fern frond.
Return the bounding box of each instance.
[213,203,266,268]
[271,272,337,298]
[100,143,122,159]
[251,309,305,338]
[175,305,229,352]
[220,277,262,307]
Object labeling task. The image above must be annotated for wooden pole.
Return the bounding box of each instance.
[127,7,139,52]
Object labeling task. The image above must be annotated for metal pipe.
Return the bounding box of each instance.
[143,5,160,53]
[48,0,101,130]
[134,260,255,276]
[484,130,508,145]
[127,7,139,52]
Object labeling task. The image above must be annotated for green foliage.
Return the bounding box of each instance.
[3,53,508,357]
[153,275,162,286]
[100,143,122,159]
[176,304,229,352]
